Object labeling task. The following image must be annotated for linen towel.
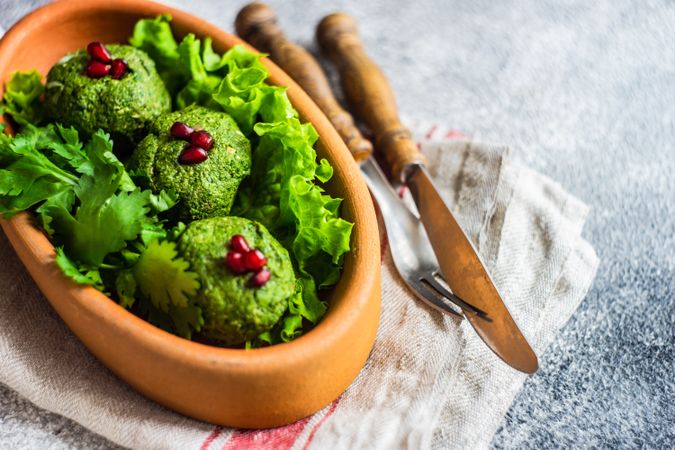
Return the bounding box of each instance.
[0,121,599,449]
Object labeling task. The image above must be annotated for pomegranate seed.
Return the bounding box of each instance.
[230,234,250,253]
[225,251,247,274]
[178,145,208,165]
[250,268,271,287]
[109,59,127,80]
[190,130,214,151]
[244,249,267,272]
[86,42,112,64]
[86,60,111,79]
[170,122,194,140]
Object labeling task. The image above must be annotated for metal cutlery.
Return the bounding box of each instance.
[315,13,537,373]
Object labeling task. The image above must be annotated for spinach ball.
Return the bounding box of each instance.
[178,217,296,345]
[128,105,252,220]
[44,44,171,150]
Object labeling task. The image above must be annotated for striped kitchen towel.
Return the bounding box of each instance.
[0,122,598,449]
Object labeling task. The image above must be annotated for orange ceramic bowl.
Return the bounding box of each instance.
[0,0,380,428]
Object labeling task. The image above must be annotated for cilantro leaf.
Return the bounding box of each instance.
[0,125,79,217]
[131,239,202,338]
[47,189,152,266]
[0,118,195,340]
[168,303,204,339]
[114,268,138,309]
[39,130,153,266]
[133,240,200,312]
[55,247,103,288]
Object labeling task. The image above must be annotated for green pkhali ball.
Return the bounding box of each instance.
[178,216,296,345]
[127,105,252,220]
[44,44,171,150]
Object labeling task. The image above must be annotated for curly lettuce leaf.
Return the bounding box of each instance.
[205,39,354,344]
[129,14,184,94]
[130,17,228,109]
[239,119,353,285]
[174,34,224,109]
[1,70,44,126]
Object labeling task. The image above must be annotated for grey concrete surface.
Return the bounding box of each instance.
[0,0,673,448]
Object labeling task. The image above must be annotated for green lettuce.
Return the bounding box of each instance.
[130,16,353,345]
[1,70,44,126]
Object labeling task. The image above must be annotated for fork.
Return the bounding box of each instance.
[236,3,485,319]
[360,158,486,318]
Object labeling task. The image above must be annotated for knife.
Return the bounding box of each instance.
[315,13,538,373]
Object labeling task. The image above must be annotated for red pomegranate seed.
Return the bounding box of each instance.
[86,42,112,64]
[230,234,250,253]
[244,249,267,272]
[225,251,247,274]
[250,268,271,287]
[110,59,127,80]
[178,145,208,165]
[190,130,214,151]
[170,122,194,140]
[86,60,111,79]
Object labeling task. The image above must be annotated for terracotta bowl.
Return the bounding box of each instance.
[0,0,380,428]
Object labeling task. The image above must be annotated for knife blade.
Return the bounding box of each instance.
[408,165,538,373]
[316,13,538,373]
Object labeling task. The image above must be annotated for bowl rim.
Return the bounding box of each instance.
[0,0,379,370]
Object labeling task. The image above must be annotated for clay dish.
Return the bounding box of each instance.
[0,0,380,428]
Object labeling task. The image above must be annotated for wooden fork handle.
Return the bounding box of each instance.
[317,13,426,181]
[235,2,373,162]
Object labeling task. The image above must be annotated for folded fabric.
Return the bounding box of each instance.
[0,122,598,449]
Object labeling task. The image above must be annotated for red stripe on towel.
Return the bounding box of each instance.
[301,398,341,450]
[444,129,465,139]
[424,124,438,140]
[200,426,223,450]
[220,416,311,450]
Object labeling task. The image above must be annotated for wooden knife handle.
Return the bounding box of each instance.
[317,13,426,181]
[235,3,373,162]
